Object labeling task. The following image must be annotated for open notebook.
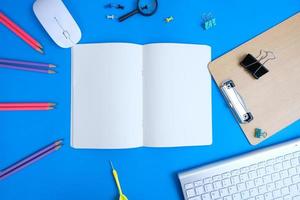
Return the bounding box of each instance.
[71,43,212,149]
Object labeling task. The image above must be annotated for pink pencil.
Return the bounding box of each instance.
[0,107,54,111]
[0,103,55,107]
[0,12,42,48]
[0,63,55,74]
[0,12,43,53]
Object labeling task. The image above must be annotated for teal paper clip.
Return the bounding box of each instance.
[254,128,267,139]
[202,13,216,30]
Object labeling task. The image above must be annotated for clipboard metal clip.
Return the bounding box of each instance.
[220,80,253,124]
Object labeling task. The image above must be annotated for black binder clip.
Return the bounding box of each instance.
[240,50,275,79]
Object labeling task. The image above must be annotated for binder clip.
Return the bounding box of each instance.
[240,50,276,79]
[220,80,253,124]
[202,13,216,30]
[254,128,267,139]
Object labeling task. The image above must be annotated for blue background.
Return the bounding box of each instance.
[0,0,300,199]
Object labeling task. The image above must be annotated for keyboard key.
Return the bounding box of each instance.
[256,194,264,200]
[237,182,246,191]
[241,166,249,173]
[254,177,263,186]
[240,173,249,182]
[289,184,297,193]
[223,195,232,200]
[264,192,273,200]
[204,184,213,192]
[220,188,229,197]
[283,195,291,200]
[231,176,240,185]
[274,162,283,171]
[281,186,289,196]
[257,168,266,176]
[276,156,284,163]
[185,183,194,190]
[272,189,281,198]
[294,196,300,200]
[275,180,284,189]
[291,158,299,166]
[241,190,250,199]
[213,181,222,190]
[222,178,231,187]
[186,189,196,198]
[228,185,237,194]
[288,167,297,176]
[292,174,300,183]
[210,190,220,199]
[263,175,272,184]
[250,164,258,171]
[222,172,231,179]
[266,159,275,165]
[194,180,203,187]
[283,160,291,169]
[212,175,222,182]
[258,184,267,193]
[280,170,289,179]
[231,169,240,176]
[267,182,275,191]
[293,151,300,157]
[249,187,258,197]
[283,177,292,186]
[258,161,266,168]
[204,177,212,184]
[284,153,293,160]
[195,186,204,195]
[246,180,255,189]
[202,193,211,200]
[249,170,258,179]
[266,165,274,174]
[272,172,280,181]
[232,193,241,200]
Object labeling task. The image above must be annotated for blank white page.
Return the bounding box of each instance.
[71,43,143,149]
[143,43,212,147]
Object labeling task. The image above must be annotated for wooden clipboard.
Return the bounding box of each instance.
[209,12,300,145]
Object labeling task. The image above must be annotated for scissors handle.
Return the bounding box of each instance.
[118,9,139,22]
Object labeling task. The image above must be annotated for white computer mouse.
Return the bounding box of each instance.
[33,0,81,48]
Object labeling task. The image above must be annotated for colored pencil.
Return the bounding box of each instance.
[0,63,55,74]
[0,12,42,48]
[0,107,54,111]
[0,140,63,180]
[0,58,55,68]
[0,103,55,107]
[0,12,43,53]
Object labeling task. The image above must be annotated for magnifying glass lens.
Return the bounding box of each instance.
[138,0,158,15]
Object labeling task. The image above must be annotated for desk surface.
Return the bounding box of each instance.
[0,0,299,199]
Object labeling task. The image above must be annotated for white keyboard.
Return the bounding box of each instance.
[178,138,300,200]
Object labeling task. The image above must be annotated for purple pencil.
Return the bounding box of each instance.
[0,140,63,180]
[0,63,55,74]
[0,58,55,68]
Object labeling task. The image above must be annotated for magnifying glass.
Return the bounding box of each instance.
[118,0,158,22]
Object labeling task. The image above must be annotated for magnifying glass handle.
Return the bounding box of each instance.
[118,9,139,22]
